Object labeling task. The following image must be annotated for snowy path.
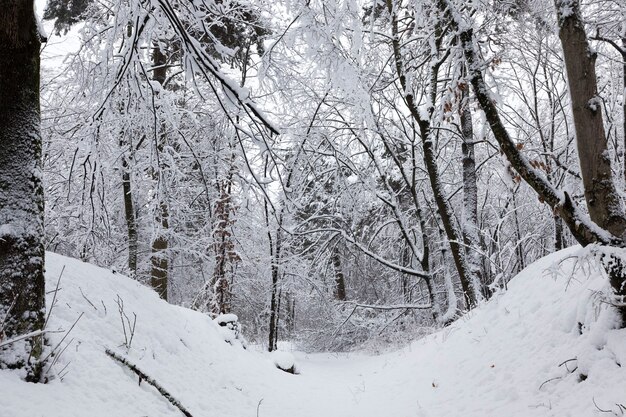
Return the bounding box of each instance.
[3,250,626,417]
[258,351,425,417]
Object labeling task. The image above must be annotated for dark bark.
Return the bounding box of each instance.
[555,0,626,240]
[150,45,169,300]
[0,0,46,380]
[267,226,280,352]
[121,148,138,277]
[554,215,565,251]
[439,0,626,323]
[331,246,347,301]
[265,153,280,352]
[210,163,237,315]
[455,23,615,246]
[385,0,481,308]
[622,37,626,186]
[555,0,626,324]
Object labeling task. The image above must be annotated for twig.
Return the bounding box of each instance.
[538,376,563,391]
[558,357,577,372]
[41,312,84,364]
[79,287,98,312]
[593,397,614,414]
[256,398,263,417]
[44,266,65,329]
[345,301,432,311]
[105,349,194,417]
[0,329,51,349]
[46,337,75,375]
[115,295,137,350]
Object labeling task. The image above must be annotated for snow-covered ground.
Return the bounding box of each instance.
[2,247,625,416]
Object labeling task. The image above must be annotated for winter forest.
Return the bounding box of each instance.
[1,0,626,415]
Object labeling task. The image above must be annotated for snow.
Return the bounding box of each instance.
[271,351,298,373]
[587,96,602,112]
[3,248,626,416]
[215,313,238,325]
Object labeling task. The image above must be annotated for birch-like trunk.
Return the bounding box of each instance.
[459,71,487,298]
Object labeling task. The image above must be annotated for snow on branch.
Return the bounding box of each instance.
[344,301,432,310]
[294,227,431,279]
[150,0,280,136]
[105,348,194,417]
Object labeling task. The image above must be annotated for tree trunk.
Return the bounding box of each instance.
[623,38,626,186]
[121,146,138,277]
[121,23,137,278]
[0,0,46,381]
[331,245,347,301]
[267,229,280,352]
[459,71,488,298]
[150,44,169,300]
[210,163,237,315]
[555,0,626,323]
[554,215,564,251]
[385,0,482,309]
[555,0,626,240]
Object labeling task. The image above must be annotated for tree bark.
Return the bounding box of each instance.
[459,70,488,298]
[0,0,46,381]
[555,0,626,240]
[555,0,626,323]
[454,22,615,246]
[121,145,138,277]
[210,161,237,315]
[385,0,482,308]
[150,44,169,300]
[331,245,347,301]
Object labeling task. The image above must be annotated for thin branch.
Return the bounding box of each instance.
[105,349,194,417]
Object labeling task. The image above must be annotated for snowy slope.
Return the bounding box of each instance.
[2,248,626,417]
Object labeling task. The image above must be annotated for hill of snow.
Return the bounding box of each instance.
[2,247,626,416]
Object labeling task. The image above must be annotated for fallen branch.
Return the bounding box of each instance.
[0,329,51,349]
[105,349,194,417]
[345,302,432,311]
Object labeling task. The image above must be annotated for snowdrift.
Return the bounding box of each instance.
[1,248,625,416]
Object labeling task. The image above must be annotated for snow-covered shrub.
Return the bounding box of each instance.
[214,314,247,349]
[271,350,299,374]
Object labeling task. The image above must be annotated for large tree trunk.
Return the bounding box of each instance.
[0,1,46,381]
[555,0,626,240]
[439,0,626,323]
[150,45,169,300]
[555,0,626,323]
[450,10,614,246]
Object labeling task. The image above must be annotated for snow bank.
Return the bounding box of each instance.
[0,253,291,417]
[2,248,626,416]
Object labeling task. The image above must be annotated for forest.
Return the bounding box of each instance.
[1,0,626,415]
